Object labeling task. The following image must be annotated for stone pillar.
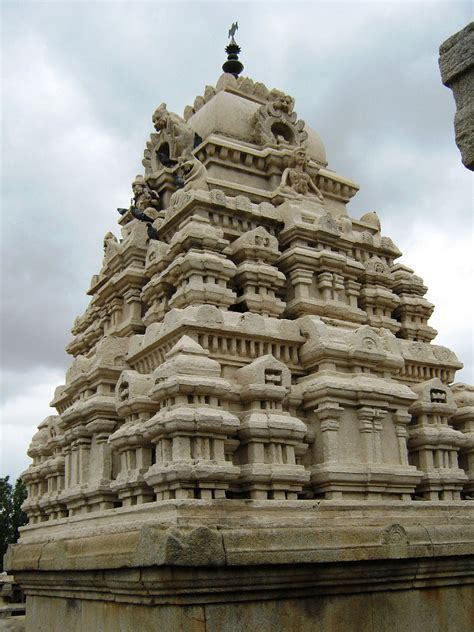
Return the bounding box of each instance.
[317,272,333,301]
[316,402,342,462]
[289,268,313,299]
[358,406,376,463]
[394,410,411,466]
[357,407,386,464]
[124,288,142,321]
[63,445,72,489]
[373,410,385,463]
[346,279,361,309]
[76,437,92,485]
[109,297,123,328]
[439,22,474,170]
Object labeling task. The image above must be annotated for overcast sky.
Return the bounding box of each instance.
[1,1,472,481]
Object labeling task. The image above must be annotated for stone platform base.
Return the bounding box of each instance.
[7,500,474,631]
[20,560,474,632]
[24,583,472,632]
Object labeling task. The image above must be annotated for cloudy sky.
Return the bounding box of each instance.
[1,1,472,481]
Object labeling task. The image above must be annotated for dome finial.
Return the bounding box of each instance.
[222,21,244,78]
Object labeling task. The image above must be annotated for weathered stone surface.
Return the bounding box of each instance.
[19,585,474,632]
[11,563,474,632]
[0,619,26,632]
[439,22,474,170]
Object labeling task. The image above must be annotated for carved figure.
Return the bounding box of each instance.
[254,89,307,147]
[151,103,196,162]
[169,156,209,208]
[129,175,161,222]
[103,231,118,250]
[278,148,324,201]
[268,88,295,116]
[133,176,159,211]
[117,175,161,228]
[131,175,159,212]
[103,232,119,263]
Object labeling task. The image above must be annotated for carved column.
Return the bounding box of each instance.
[124,288,142,322]
[332,273,345,302]
[109,297,123,329]
[87,420,117,483]
[358,407,375,464]
[289,268,313,300]
[394,411,411,466]
[346,280,361,309]
[372,409,386,463]
[76,437,92,486]
[317,272,333,301]
[316,402,343,462]
[63,444,72,489]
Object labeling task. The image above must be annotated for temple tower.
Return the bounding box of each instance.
[6,29,473,632]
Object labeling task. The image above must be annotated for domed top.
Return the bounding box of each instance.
[186,76,327,166]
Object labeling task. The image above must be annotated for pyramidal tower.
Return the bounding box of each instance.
[7,28,473,632]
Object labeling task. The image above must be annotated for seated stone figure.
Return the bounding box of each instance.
[103,231,119,264]
[278,147,324,201]
[169,155,209,208]
[132,175,160,215]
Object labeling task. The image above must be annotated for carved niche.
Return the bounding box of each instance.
[142,103,200,177]
[253,88,308,148]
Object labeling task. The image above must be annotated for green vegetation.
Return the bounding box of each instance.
[0,476,27,571]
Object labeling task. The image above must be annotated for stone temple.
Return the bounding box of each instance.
[6,33,474,632]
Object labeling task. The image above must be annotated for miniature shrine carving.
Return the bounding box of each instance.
[254,88,308,147]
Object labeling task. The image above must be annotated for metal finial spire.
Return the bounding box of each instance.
[222,21,244,78]
[228,21,238,44]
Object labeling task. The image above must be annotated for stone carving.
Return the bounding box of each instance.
[391,264,437,342]
[382,524,408,545]
[360,230,374,245]
[254,88,308,147]
[132,175,161,215]
[103,231,119,264]
[235,355,309,499]
[136,525,225,567]
[144,336,240,500]
[226,227,286,317]
[168,155,209,208]
[408,378,467,500]
[448,383,474,498]
[357,256,399,332]
[143,104,201,179]
[360,211,381,232]
[151,103,196,162]
[365,256,390,276]
[118,175,161,226]
[210,188,226,205]
[234,195,252,212]
[318,212,341,234]
[278,147,324,201]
